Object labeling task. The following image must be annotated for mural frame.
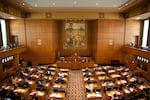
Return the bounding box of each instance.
[63,20,87,49]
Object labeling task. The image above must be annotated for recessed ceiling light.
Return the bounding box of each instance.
[52,3,55,6]
[34,4,38,7]
[136,17,140,19]
[113,4,117,7]
[9,17,15,19]
[22,3,25,6]
[74,1,77,4]
[96,3,99,6]
[125,3,128,6]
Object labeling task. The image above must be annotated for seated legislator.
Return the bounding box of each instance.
[86,84,94,92]
[37,81,43,87]
[111,94,119,100]
[46,70,52,76]
[55,76,65,83]
[84,71,90,77]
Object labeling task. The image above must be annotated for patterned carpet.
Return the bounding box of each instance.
[66,70,86,100]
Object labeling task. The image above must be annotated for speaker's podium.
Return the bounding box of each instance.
[56,53,95,69]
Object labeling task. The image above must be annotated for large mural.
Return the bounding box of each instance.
[63,20,87,49]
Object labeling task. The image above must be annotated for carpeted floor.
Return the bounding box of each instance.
[66,70,86,100]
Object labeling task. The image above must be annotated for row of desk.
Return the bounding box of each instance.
[0,65,69,100]
[49,68,69,100]
[82,66,150,100]
[1,64,150,100]
[82,68,102,100]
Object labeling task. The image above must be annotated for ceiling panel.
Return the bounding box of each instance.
[3,0,147,13]
[23,0,128,7]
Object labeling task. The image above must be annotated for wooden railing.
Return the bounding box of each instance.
[0,46,27,81]
[123,46,150,80]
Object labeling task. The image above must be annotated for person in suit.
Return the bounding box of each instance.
[84,71,89,77]
[36,81,43,89]
[105,82,110,88]
[0,87,7,98]
[121,92,127,100]
[55,76,64,83]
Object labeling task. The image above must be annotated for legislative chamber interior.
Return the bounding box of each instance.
[0,0,150,100]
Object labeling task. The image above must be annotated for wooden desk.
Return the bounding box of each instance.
[108,70,116,74]
[84,77,97,83]
[85,83,99,89]
[49,92,65,100]
[86,92,102,100]
[106,90,122,100]
[101,82,114,91]
[95,71,106,76]
[97,76,109,82]
[121,72,129,77]
[110,74,121,81]
[5,85,15,91]
[116,80,127,86]
[136,84,150,92]
[30,90,46,100]
[56,57,95,69]
[28,80,36,89]
[127,77,137,83]
[14,88,29,99]
[53,83,67,89]
[56,61,95,69]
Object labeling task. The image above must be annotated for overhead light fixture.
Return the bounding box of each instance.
[74,1,77,4]
[22,3,25,6]
[135,17,140,19]
[9,17,15,19]
[113,4,117,7]
[96,3,99,6]
[125,3,128,6]
[34,4,38,7]
[52,3,55,6]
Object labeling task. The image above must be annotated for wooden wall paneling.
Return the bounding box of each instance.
[25,19,58,65]
[57,21,64,56]
[0,47,26,81]
[96,38,114,63]
[8,18,142,66]
[91,20,99,62]
[9,19,26,46]
[98,20,125,33]
[112,32,124,62]
[123,47,150,80]
[89,20,98,61]
[124,20,141,46]
[124,52,136,69]
[95,19,125,64]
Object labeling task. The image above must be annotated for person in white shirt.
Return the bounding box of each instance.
[86,84,94,92]
[111,94,119,100]
[58,72,65,77]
